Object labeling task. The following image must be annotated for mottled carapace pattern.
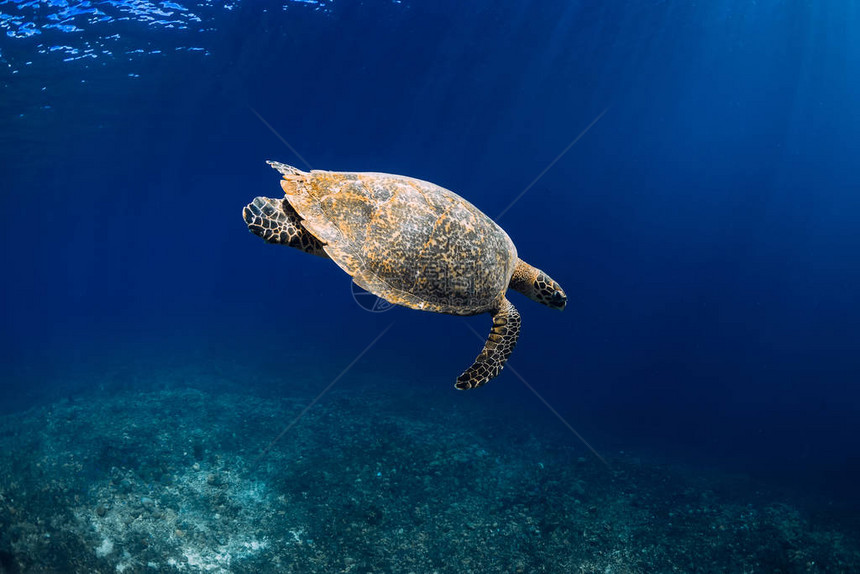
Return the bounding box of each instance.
[274,163,518,316]
[247,162,566,390]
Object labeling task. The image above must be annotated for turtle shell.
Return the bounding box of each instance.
[279,168,517,315]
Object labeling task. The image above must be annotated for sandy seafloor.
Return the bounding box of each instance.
[1,349,858,574]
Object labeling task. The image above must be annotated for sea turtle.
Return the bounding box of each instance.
[243,161,567,390]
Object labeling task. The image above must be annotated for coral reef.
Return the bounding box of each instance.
[0,383,857,573]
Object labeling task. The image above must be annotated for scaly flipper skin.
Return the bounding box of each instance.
[246,162,566,390]
[243,196,328,257]
[456,297,521,390]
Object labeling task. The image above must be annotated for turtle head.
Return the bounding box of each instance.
[510,260,567,311]
[533,270,567,310]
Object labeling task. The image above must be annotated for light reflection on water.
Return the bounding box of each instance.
[0,0,342,66]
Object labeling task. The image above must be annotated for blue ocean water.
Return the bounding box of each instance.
[2,0,860,571]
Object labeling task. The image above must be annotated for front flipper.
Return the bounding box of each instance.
[456,297,521,390]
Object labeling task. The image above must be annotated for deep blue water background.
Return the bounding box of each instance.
[2,0,859,506]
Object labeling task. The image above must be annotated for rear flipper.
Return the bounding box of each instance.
[243,197,328,257]
[456,297,521,390]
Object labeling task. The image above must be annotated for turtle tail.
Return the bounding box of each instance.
[456,297,521,390]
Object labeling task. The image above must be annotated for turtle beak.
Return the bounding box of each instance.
[531,271,567,310]
[550,288,567,311]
